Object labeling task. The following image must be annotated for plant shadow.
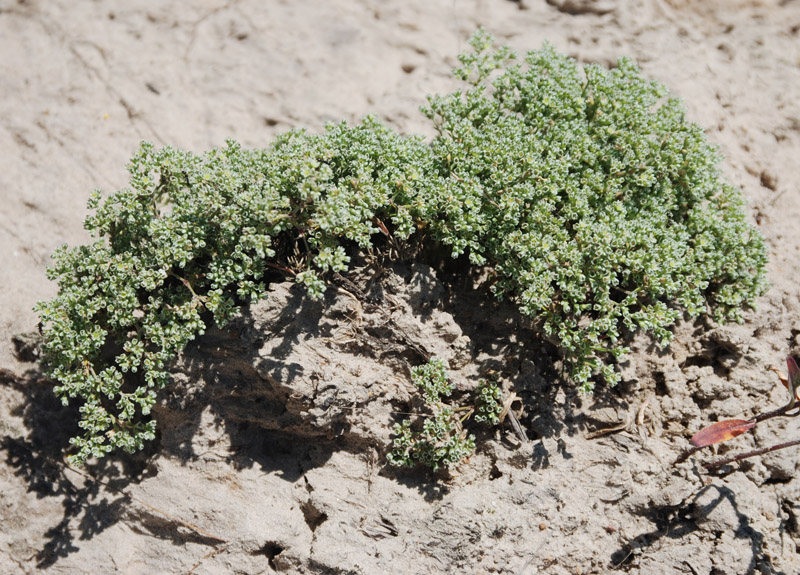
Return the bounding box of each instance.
[154,284,355,483]
[0,367,156,569]
[0,255,660,568]
[433,261,638,466]
[610,482,784,574]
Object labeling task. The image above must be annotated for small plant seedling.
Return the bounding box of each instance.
[681,356,800,470]
[387,358,475,472]
[387,359,507,472]
[473,376,504,425]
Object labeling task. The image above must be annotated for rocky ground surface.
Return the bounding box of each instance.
[2,0,800,573]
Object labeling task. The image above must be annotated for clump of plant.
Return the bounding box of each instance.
[387,359,507,472]
[682,357,800,470]
[37,30,767,464]
[473,377,504,425]
[423,31,767,387]
[386,359,475,472]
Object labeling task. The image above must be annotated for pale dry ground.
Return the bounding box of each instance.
[1,1,800,574]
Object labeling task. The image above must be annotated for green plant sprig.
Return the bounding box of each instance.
[422,30,767,386]
[387,359,478,472]
[36,120,434,464]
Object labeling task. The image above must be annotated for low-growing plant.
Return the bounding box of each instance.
[473,377,504,426]
[386,359,475,472]
[36,30,767,464]
[387,408,477,473]
[411,357,452,404]
[682,357,800,470]
[387,359,506,472]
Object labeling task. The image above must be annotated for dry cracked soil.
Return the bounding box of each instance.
[2,0,800,574]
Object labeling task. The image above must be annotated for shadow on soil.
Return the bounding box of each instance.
[1,259,703,568]
[0,367,155,569]
[610,483,784,574]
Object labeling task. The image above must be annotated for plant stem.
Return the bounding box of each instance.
[753,402,800,423]
[704,438,800,470]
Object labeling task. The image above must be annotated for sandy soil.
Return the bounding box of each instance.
[2,0,800,573]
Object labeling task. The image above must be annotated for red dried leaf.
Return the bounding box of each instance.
[690,419,756,448]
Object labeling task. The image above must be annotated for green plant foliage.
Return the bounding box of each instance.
[474,378,503,425]
[387,359,476,472]
[411,357,452,403]
[36,120,432,464]
[422,30,767,386]
[387,408,477,473]
[37,30,767,464]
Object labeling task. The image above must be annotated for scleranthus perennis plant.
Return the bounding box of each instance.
[387,359,476,472]
[423,31,767,386]
[473,378,504,426]
[36,30,767,464]
[37,122,433,464]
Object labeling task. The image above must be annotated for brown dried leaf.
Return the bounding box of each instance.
[690,419,756,448]
[787,356,800,402]
[769,365,788,387]
[372,217,390,237]
[772,357,800,402]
